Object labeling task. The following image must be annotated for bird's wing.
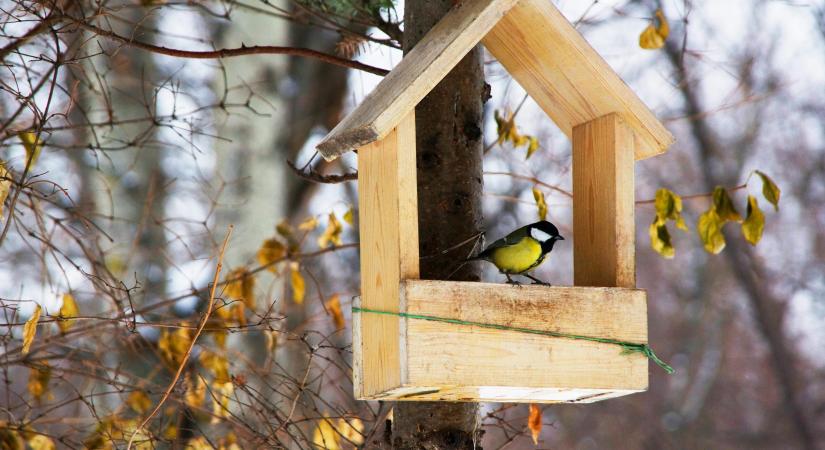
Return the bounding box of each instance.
[477,224,531,258]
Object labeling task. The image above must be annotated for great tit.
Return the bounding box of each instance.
[469,220,565,285]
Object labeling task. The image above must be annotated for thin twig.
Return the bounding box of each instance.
[483,171,573,198]
[286,160,358,184]
[69,18,390,76]
[126,225,234,450]
[637,183,748,205]
[0,59,60,248]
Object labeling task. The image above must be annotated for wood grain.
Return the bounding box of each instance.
[482,0,673,160]
[354,112,419,398]
[316,0,519,160]
[398,280,648,399]
[572,113,636,288]
[372,386,641,404]
[403,280,646,341]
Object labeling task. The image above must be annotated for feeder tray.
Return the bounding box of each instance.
[316,0,673,404]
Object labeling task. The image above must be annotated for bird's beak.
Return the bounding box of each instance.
[557,235,565,240]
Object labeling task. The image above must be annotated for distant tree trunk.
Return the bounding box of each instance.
[664,38,816,450]
[211,9,289,266]
[391,1,486,448]
[104,13,167,300]
[281,19,355,214]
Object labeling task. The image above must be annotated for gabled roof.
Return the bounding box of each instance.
[316,0,673,161]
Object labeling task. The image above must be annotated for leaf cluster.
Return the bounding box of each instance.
[649,172,780,258]
[494,110,540,160]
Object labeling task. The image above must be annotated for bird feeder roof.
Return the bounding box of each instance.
[316,0,673,161]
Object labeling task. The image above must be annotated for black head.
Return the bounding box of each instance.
[528,220,565,252]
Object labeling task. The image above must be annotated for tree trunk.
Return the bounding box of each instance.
[664,38,816,450]
[391,1,486,448]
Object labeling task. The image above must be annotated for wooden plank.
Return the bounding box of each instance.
[572,114,636,288]
[370,385,642,404]
[483,0,673,160]
[316,0,519,160]
[400,280,648,393]
[355,112,419,398]
[403,280,646,341]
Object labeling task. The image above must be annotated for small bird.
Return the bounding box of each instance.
[469,220,565,285]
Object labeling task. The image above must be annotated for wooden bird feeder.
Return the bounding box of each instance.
[316,0,673,404]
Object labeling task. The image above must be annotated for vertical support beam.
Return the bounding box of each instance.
[572,113,635,288]
[354,111,419,398]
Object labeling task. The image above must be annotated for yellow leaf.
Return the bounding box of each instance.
[185,374,206,409]
[649,220,675,259]
[224,268,255,311]
[264,330,278,354]
[532,188,547,220]
[18,131,43,170]
[221,432,242,450]
[276,220,294,238]
[83,419,114,449]
[343,206,355,225]
[528,403,542,445]
[158,326,191,367]
[257,238,286,272]
[0,426,24,450]
[58,293,78,333]
[317,213,343,248]
[755,170,780,211]
[742,195,765,245]
[290,264,306,305]
[187,436,211,450]
[163,422,178,440]
[199,350,230,383]
[676,216,688,231]
[494,109,528,147]
[654,188,684,225]
[126,391,152,414]
[525,136,539,159]
[27,434,55,450]
[299,216,319,231]
[312,417,341,450]
[698,208,726,254]
[21,304,41,355]
[494,110,512,145]
[210,381,234,423]
[639,9,669,50]
[0,163,11,220]
[214,330,228,349]
[712,186,742,223]
[326,294,345,330]
[337,417,364,446]
[27,362,50,401]
[120,419,152,450]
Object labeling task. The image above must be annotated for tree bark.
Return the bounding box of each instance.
[391,0,486,448]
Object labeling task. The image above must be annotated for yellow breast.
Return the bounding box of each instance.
[488,237,545,274]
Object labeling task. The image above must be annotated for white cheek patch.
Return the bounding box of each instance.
[530,228,554,242]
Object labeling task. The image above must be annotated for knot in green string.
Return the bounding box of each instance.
[352,306,674,374]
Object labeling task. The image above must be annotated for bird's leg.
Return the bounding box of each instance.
[524,273,551,286]
[504,273,522,287]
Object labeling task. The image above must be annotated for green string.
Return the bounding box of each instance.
[353,306,674,374]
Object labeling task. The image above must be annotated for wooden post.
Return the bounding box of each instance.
[354,111,419,398]
[572,113,635,288]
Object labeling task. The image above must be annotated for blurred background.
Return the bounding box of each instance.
[1,0,824,448]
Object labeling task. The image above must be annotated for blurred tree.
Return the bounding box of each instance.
[0,1,823,449]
